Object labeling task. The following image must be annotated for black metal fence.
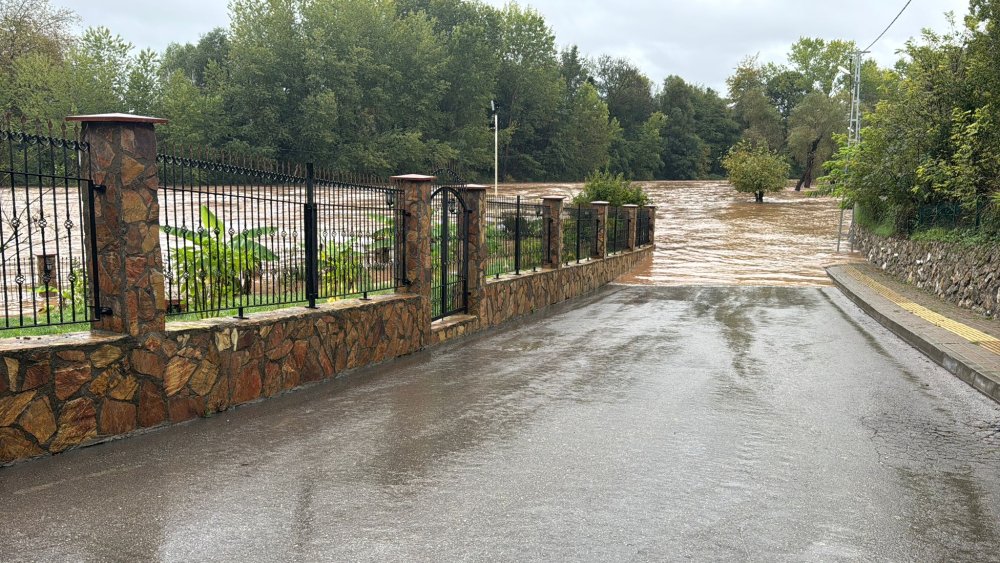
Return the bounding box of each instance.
[607,206,629,255]
[636,207,651,246]
[430,186,468,320]
[562,204,598,265]
[485,195,547,277]
[0,120,94,331]
[910,198,1000,236]
[158,149,405,319]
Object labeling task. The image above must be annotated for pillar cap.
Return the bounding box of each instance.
[623,204,639,208]
[590,200,610,206]
[542,196,566,201]
[465,184,489,191]
[391,174,436,182]
[66,113,168,124]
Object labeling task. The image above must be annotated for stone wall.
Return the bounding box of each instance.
[429,246,652,346]
[854,228,1000,318]
[1,295,422,463]
[479,248,651,329]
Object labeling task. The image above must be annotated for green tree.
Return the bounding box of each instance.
[690,86,741,177]
[722,141,790,203]
[543,81,616,180]
[160,28,230,88]
[493,3,562,180]
[728,56,784,150]
[658,75,707,179]
[0,0,76,71]
[823,19,991,235]
[787,91,844,190]
[595,56,656,133]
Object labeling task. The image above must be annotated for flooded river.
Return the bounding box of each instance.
[498,180,856,287]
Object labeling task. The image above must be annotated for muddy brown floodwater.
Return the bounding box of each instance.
[497,180,857,287]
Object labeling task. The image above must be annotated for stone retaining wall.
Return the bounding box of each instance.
[480,248,650,329]
[1,295,422,463]
[854,228,1000,318]
[429,246,652,346]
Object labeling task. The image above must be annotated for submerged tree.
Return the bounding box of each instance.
[721,141,790,203]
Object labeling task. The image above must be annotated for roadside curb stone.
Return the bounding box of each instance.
[827,263,1000,404]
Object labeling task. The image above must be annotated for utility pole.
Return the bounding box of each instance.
[491,100,499,197]
[838,50,868,252]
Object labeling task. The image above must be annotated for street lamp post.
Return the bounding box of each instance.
[491,100,499,197]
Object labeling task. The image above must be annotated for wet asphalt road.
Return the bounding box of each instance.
[2,285,1000,561]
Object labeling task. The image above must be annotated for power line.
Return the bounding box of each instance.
[864,0,914,52]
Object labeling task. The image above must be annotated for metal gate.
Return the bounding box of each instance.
[430,181,469,320]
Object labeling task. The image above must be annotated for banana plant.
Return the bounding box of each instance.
[162,206,277,314]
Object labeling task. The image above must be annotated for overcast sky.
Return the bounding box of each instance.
[54,0,969,93]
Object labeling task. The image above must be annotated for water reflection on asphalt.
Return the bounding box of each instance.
[1,286,998,561]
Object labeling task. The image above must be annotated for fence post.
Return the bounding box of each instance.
[514,195,522,275]
[591,201,609,260]
[304,163,318,308]
[646,205,657,248]
[623,204,638,250]
[392,174,434,347]
[464,185,488,318]
[542,196,564,268]
[68,114,168,337]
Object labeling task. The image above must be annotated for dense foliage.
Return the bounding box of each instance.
[824,5,1000,239]
[0,0,743,182]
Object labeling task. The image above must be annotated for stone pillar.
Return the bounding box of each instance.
[542,197,564,268]
[393,174,434,347]
[647,205,657,248]
[591,201,609,260]
[624,204,639,250]
[68,114,168,337]
[464,185,488,317]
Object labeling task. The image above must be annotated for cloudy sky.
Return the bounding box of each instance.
[54,0,969,93]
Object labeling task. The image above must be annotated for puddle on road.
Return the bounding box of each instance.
[497,180,859,287]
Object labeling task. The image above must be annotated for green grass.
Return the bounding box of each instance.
[910,227,1000,246]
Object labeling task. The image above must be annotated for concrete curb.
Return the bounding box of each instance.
[827,265,1000,404]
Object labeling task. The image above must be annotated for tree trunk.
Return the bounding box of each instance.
[755,191,764,203]
[796,138,822,191]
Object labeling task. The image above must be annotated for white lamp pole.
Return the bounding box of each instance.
[492,100,499,197]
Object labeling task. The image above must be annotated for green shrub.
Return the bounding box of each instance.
[572,170,649,207]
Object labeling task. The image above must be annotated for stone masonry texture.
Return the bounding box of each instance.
[0,295,423,464]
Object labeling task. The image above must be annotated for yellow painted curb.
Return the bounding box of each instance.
[845,268,1000,352]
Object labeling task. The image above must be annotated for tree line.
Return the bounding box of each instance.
[4,0,997,215]
[0,0,836,183]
